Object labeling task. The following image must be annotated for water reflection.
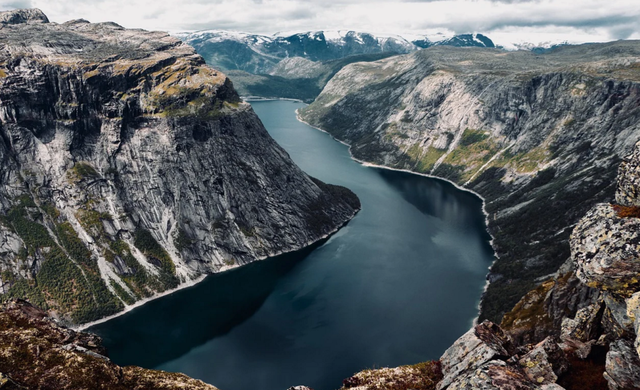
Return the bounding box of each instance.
[90,242,323,368]
[90,101,494,390]
[375,169,482,230]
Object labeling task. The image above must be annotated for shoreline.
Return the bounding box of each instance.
[74,274,208,331]
[243,96,304,103]
[78,200,360,332]
[294,107,498,325]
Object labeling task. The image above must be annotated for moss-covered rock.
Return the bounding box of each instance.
[0,299,218,389]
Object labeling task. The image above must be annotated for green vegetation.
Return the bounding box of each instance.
[3,278,47,310]
[1,195,122,323]
[432,163,464,183]
[475,160,619,323]
[151,87,228,120]
[76,209,112,239]
[134,229,178,289]
[404,145,446,172]
[69,162,99,182]
[438,129,501,182]
[498,146,552,173]
[459,128,489,146]
[108,240,151,298]
[173,228,192,252]
[110,280,135,305]
[56,222,93,268]
[41,203,60,220]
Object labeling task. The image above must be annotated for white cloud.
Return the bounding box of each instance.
[2,0,638,45]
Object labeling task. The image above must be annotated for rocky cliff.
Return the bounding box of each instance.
[0,9,360,325]
[334,140,640,390]
[0,299,218,389]
[299,41,640,322]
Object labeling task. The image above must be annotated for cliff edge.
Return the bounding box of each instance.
[0,9,360,324]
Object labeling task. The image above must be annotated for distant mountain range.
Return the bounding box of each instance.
[175,30,496,74]
[174,29,575,102]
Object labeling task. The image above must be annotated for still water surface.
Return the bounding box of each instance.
[90,100,494,390]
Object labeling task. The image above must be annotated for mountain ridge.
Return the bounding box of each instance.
[299,40,640,323]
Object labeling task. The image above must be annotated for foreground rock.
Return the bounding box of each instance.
[0,9,360,324]
[0,299,217,389]
[340,361,442,390]
[604,339,640,390]
[338,321,571,390]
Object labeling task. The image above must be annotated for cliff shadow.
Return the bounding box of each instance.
[88,241,325,368]
[374,168,494,250]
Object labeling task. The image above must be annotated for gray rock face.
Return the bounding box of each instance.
[565,140,640,389]
[571,203,640,295]
[616,142,640,206]
[518,338,568,385]
[0,10,359,324]
[299,41,640,322]
[604,339,640,390]
[447,360,538,390]
[438,322,568,390]
[0,8,48,24]
[439,321,515,389]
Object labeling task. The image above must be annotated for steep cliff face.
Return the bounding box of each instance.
[0,9,360,324]
[335,141,640,390]
[0,299,218,389]
[299,41,640,322]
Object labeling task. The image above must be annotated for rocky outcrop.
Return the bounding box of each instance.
[604,339,640,390]
[0,299,218,389]
[0,9,360,324]
[340,361,442,390]
[334,321,575,390]
[299,41,640,322]
[438,321,515,389]
[572,203,640,295]
[303,46,640,390]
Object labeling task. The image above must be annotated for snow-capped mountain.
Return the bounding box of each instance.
[174,30,496,74]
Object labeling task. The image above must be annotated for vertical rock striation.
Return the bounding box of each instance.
[0,9,360,324]
[299,42,640,322]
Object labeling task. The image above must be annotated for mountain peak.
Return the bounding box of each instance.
[0,8,49,25]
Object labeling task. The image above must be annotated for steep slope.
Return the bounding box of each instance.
[0,9,360,325]
[333,142,640,390]
[225,52,400,102]
[299,41,640,322]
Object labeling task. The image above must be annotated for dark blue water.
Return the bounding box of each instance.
[89,100,494,390]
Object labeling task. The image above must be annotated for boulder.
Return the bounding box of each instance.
[604,339,640,390]
[447,360,538,390]
[518,338,568,385]
[571,203,640,297]
[616,141,640,207]
[438,321,514,389]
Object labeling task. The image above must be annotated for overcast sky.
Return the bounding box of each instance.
[1,0,638,46]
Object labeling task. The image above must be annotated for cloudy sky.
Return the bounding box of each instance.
[1,0,638,47]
